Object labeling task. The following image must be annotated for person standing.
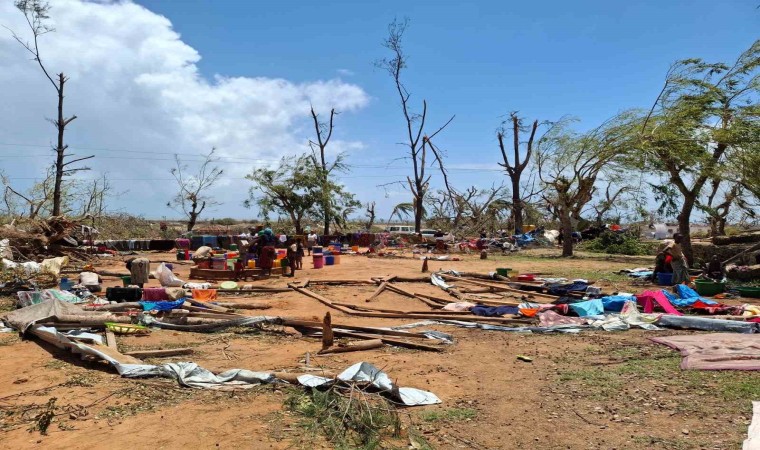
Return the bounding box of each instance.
[126,257,150,288]
[666,233,689,285]
[295,238,305,270]
[307,231,318,255]
[286,239,298,277]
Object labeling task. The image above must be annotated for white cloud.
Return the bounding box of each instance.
[0,0,369,217]
[337,68,355,77]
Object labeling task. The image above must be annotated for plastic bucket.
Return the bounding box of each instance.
[121,276,132,287]
[333,255,341,265]
[351,245,359,252]
[230,244,238,251]
[657,272,673,286]
[496,268,510,277]
[325,255,335,266]
[176,251,185,261]
[59,277,72,291]
[313,246,323,255]
[313,255,324,269]
[247,259,256,269]
[695,279,725,296]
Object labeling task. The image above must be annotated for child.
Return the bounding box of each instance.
[286,239,297,277]
[295,238,305,270]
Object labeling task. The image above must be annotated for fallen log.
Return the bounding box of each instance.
[124,348,194,358]
[105,330,118,350]
[318,339,384,354]
[214,302,271,310]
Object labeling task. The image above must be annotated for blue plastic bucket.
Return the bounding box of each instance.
[324,255,335,266]
[657,272,673,286]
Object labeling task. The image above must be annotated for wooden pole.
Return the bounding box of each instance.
[322,312,334,350]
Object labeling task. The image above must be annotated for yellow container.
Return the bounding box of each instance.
[248,260,256,269]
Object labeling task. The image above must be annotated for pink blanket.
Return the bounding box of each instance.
[636,290,682,315]
[651,333,760,370]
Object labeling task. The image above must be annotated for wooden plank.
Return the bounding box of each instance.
[186,299,232,313]
[318,339,383,354]
[365,281,387,302]
[124,348,194,358]
[105,330,118,350]
[304,328,443,352]
[439,274,557,300]
[281,319,433,339]
[322,312,334,350]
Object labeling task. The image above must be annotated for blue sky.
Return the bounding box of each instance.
[1,0,757,222]
[135,0,758,217]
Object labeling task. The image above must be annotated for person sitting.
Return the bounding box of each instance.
[703,255,724,281]
[78,269,102,293]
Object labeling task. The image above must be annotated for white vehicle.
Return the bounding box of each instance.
[420,228,455,242]
[386,225,415,234]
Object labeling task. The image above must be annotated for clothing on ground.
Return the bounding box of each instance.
[568,298,604,317]
[470,305,519,317]
[651,333,760,370]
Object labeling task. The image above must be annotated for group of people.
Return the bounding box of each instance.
[242,226,322,278]
[653,233,724,284]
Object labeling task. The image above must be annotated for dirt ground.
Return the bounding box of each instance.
[2,248,759,449]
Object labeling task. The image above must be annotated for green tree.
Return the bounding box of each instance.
[638,40,760,264]
[537,114,636,257]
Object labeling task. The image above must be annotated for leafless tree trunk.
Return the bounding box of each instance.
[309,106,335,236]
[377,19,453,233]
[169,149,223,232]
[498,113,538,234]
[364,201,376,231]
[8,1,93,217]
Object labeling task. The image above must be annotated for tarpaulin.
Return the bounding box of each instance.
[568,298,604,317]
[656,315,757,333]
[139,299,185,312]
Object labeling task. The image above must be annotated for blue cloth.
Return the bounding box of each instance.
[470,305,519,317]
[675,285,699,299]
[547,281,589,296]
[665,287,718,306]
[628,271,653,279]
[139,298,185,311]
[600,295,636,312]
[569,298,604,317]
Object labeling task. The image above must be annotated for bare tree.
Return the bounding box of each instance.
[7,0,93,217]
[168,149,223,232]
[364,201,376,231]
[309,106,352,236]
[497,113,540,234]
[376,18,454,233]
[588,181,632,226]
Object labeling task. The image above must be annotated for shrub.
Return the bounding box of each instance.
[583,231,656,256]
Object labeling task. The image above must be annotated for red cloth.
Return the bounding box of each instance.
[259,246,275,269]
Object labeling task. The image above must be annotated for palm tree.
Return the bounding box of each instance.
[387,202,415,224]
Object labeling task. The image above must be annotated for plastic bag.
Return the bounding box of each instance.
[154,262,184,287]
[40,256,69,276]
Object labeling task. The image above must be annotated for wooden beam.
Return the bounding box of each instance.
[104,330,117,350]
[365,281,387,302]
[281,319,433,339]
[318,339,383,354]
[302,328,443,352]
[439,274,557,300]
[124,348,194,358]
[322,312,334,350]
